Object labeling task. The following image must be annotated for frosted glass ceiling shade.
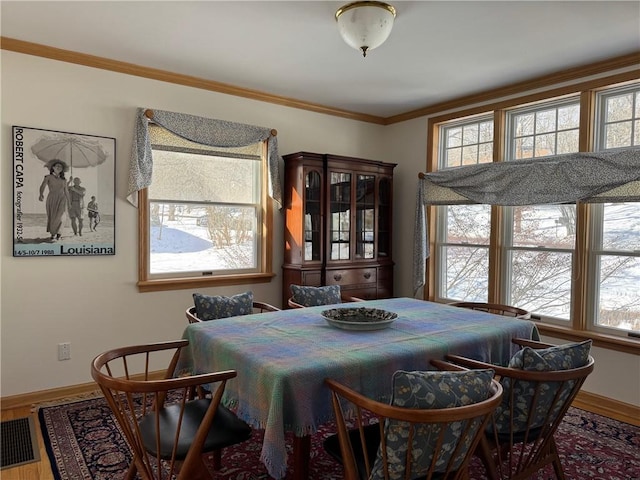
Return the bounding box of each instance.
[335,1,396,57]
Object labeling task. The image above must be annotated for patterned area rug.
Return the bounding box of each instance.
[37,395,640,480]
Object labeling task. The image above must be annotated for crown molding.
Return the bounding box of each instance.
[0,36,386,125]
[2,37,638,126]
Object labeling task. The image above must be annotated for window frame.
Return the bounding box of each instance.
[425,71,640,355]
[137,139,275,293]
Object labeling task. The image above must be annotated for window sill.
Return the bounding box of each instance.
[138,272,276,293]
[536,323,640,356]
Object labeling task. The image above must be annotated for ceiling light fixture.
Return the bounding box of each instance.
[335,1,397,58]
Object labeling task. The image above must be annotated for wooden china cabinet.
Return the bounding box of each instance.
[282,152,396,306]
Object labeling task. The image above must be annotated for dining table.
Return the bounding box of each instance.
[176,297,539,480]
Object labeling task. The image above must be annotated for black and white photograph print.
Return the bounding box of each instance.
[13,126,116,257]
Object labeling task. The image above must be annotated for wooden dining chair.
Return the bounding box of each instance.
[287,284,364,308]
[449,302,531,319]
[187,291,279,324]
[323,368,503,480]
[91,340,252,480]
[186,301,280,324]
[441,338,595,480]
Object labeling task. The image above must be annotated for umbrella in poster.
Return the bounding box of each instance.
[30,132,109,241]
[31,133,109,175]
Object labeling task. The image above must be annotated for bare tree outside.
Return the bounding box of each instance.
[444,203,639,329]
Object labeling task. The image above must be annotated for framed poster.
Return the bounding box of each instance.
[13,126,116,257]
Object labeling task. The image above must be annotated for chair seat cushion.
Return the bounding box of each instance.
[290,284,341,307]
[370,369,495,480]
[139,398,252,459]
[193,291,253,320]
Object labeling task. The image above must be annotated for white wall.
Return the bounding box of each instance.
[0,52,391,396]
[1,51,638,409]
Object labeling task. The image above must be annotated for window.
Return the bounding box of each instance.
[588,84,640,335]
[595,85,640,150]
[430,78,640,347]
[588,202,640,334]
[508,99,580,158]
[435,117,493,302]
[138,125,273,290]
[503,98,580,322]
[441,118,494,168]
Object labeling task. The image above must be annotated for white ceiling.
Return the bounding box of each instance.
[2,1,639,119]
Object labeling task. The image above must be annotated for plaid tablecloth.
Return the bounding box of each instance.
[177,297,539,479]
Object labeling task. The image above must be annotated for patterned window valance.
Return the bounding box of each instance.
[127,108,282,208]
[413,148,640,295]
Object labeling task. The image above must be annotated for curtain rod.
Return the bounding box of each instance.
[143,108,277,136]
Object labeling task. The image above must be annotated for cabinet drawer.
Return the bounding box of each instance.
[342,288,378,301]
[326,268,377,286]
[302,271,322,286]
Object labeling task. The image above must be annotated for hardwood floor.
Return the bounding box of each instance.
[1,405,54,480]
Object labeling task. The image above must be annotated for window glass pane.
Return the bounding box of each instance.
[447,127,462,148]
[149,203,257,274]
[604,122,633,149]
[514,136,533,159]
[509,250,573,319]
[441,245,489,302]
[304,171,322,261]
[462,124,479,145]
[596,255,640,332]
[556,130,579,154]
[602,202,640,250]
[535,109,557,133]
[330,172,351,260]
[478,121,493,142]
[446,205,490,244]
[512,205,576,248]
[446,148,462,168]
[557,104,580,130]
[606,92,633,122]
[478,143,493,163]
[515,112,534,136]
[355,175,375,259]
[440,204,490,302]
[535,133,555,156]
[462,145,479,165]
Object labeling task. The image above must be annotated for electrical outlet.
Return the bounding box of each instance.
[58,342,71,361]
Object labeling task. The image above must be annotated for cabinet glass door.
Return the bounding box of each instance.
[330,172,351,260]
[355,174,375,259]
[378,177,391,258]
[304,170,322,261]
